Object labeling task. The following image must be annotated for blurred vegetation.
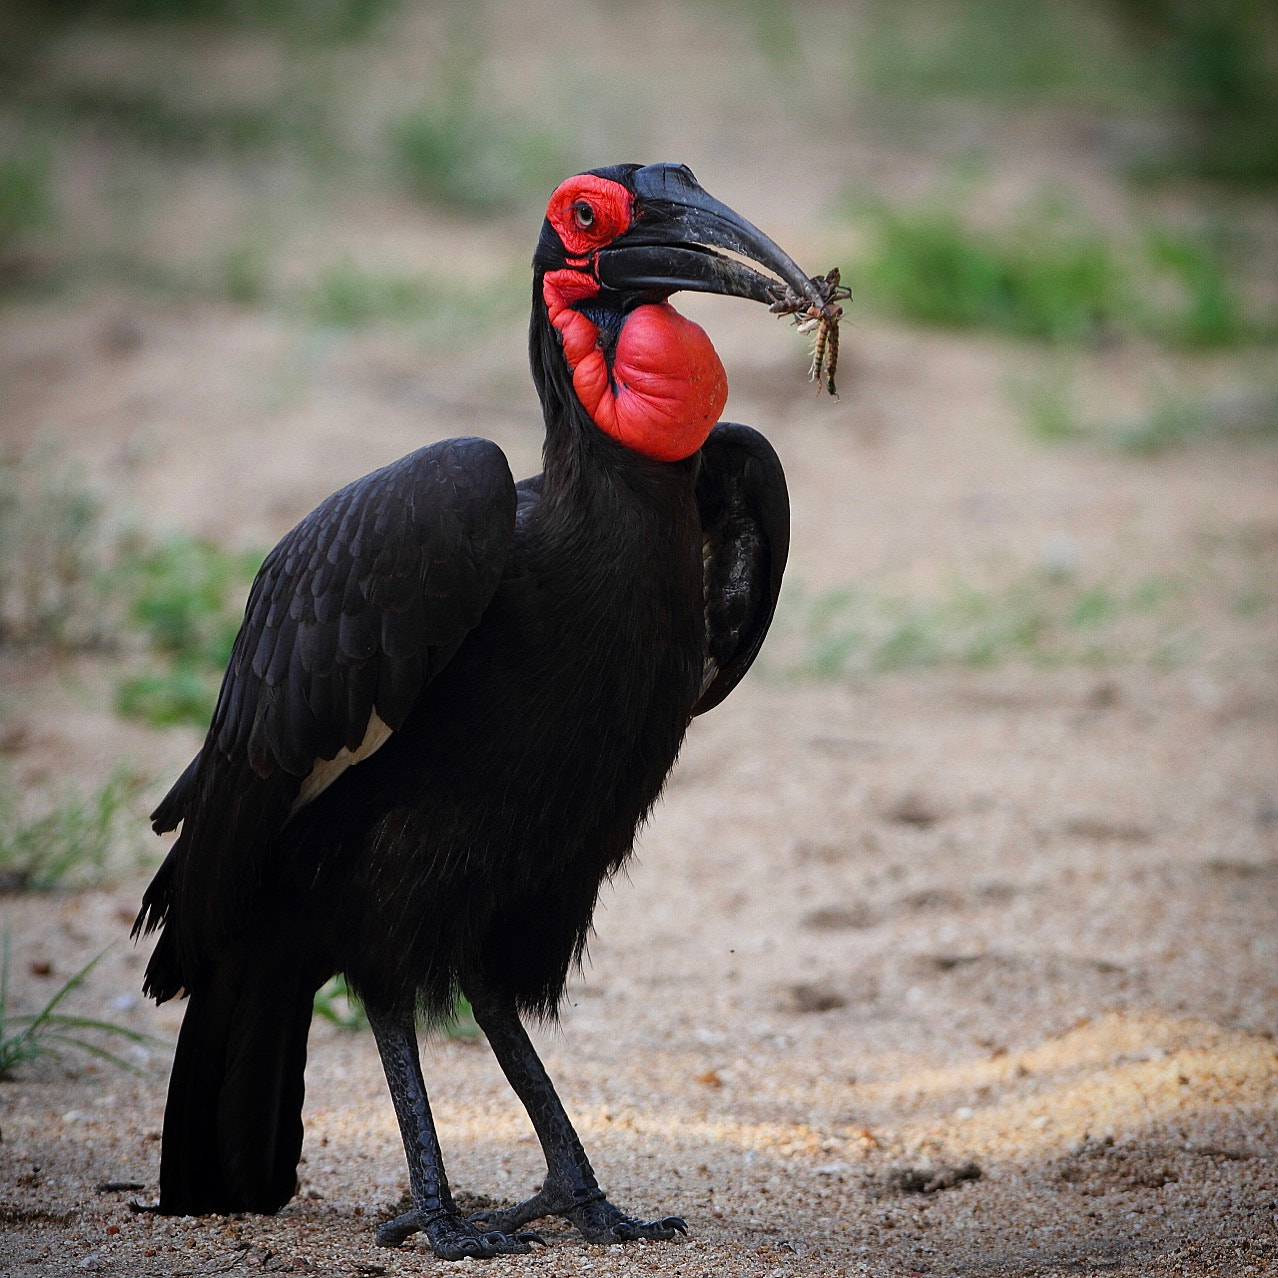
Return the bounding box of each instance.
[388,35,571,217]
[862,0,1278,183]
[862,0,1140,106]
[1117,0,1278,183]
[1014,372,1278,453]
[37,84,323,160]
[303,258,522,333]
[1013,367,1093,444]
[1115,387,1278,453]
[856,204,1124,343]
[0,0,1273,721]
[0,448,261,728]
[10,0,395,40]
[390,100,568,216]
[307,259,446,327]
[853,201,1265,347]
[0,767,146,892]
[111,535,263,728]
[0,137,50,265]
[0,133,55,298]
[771,571,1204,679]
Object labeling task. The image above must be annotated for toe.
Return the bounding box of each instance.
[417,1212,541,1260]
[374,1209,422,1248]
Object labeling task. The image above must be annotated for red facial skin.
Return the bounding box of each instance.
[542,176,728,463]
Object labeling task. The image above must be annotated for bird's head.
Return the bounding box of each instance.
[531,162,830,464]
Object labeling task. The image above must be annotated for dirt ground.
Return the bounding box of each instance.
[2,4,1277,1276]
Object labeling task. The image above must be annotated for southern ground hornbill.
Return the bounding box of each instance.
[134,162,841,1259]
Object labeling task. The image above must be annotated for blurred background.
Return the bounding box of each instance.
[2,0,1276,703]
[0,3,1276,1271]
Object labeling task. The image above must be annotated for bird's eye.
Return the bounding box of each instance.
[573,201,595,229]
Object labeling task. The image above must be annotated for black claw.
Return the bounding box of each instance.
[431,1226,535,1260]
[567,1197,689,1245]
[466,1186,686,1248]
[376,1207,539,1259]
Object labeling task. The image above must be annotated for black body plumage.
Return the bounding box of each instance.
[134,163,801,1253]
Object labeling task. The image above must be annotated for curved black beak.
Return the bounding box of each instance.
[595,163,833,315]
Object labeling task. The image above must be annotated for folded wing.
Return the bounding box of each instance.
[136,437,517,998]
[693,423,790,716]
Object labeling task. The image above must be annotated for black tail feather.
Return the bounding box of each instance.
[158,946,316,1215]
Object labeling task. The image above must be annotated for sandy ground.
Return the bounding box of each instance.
[2,4,1277,1275]
[2,301,1275,1276]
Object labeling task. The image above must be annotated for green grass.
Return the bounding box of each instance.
[312,976,480,1041]
[0,446,262,728]
[1143,224,1250,346]
[110,534,263,728]
[0,938,153,1078]
[770,571,1194,680]
[858,204,1123,342]
[442,994,481,1041]
[113,535,258,666]
[854,200,1265,347]
[0,140,50,261]
[312,974,368,1031]
[730,0,802,71]
[114,663,225,729]
[0,767,145,892]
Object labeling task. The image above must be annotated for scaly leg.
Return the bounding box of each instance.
[368,1008,543,1258]
[464,979,687,1244]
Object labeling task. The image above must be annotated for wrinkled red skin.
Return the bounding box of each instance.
[541,176,729,463]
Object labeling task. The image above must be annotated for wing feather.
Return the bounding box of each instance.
[693,422,790,717]
[137,437,517,999]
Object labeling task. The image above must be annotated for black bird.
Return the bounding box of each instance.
[134,162,831,1260]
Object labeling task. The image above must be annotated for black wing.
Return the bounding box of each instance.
[693,422,790,716]
[136,437,517,997]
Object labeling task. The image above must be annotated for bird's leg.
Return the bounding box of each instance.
[464,980,687,1245]
[367,1008,543,1258]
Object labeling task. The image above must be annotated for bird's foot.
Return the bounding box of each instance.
[470,1187,687,1245]
[566,1195,687,1244]
[376,1207,543,1258]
